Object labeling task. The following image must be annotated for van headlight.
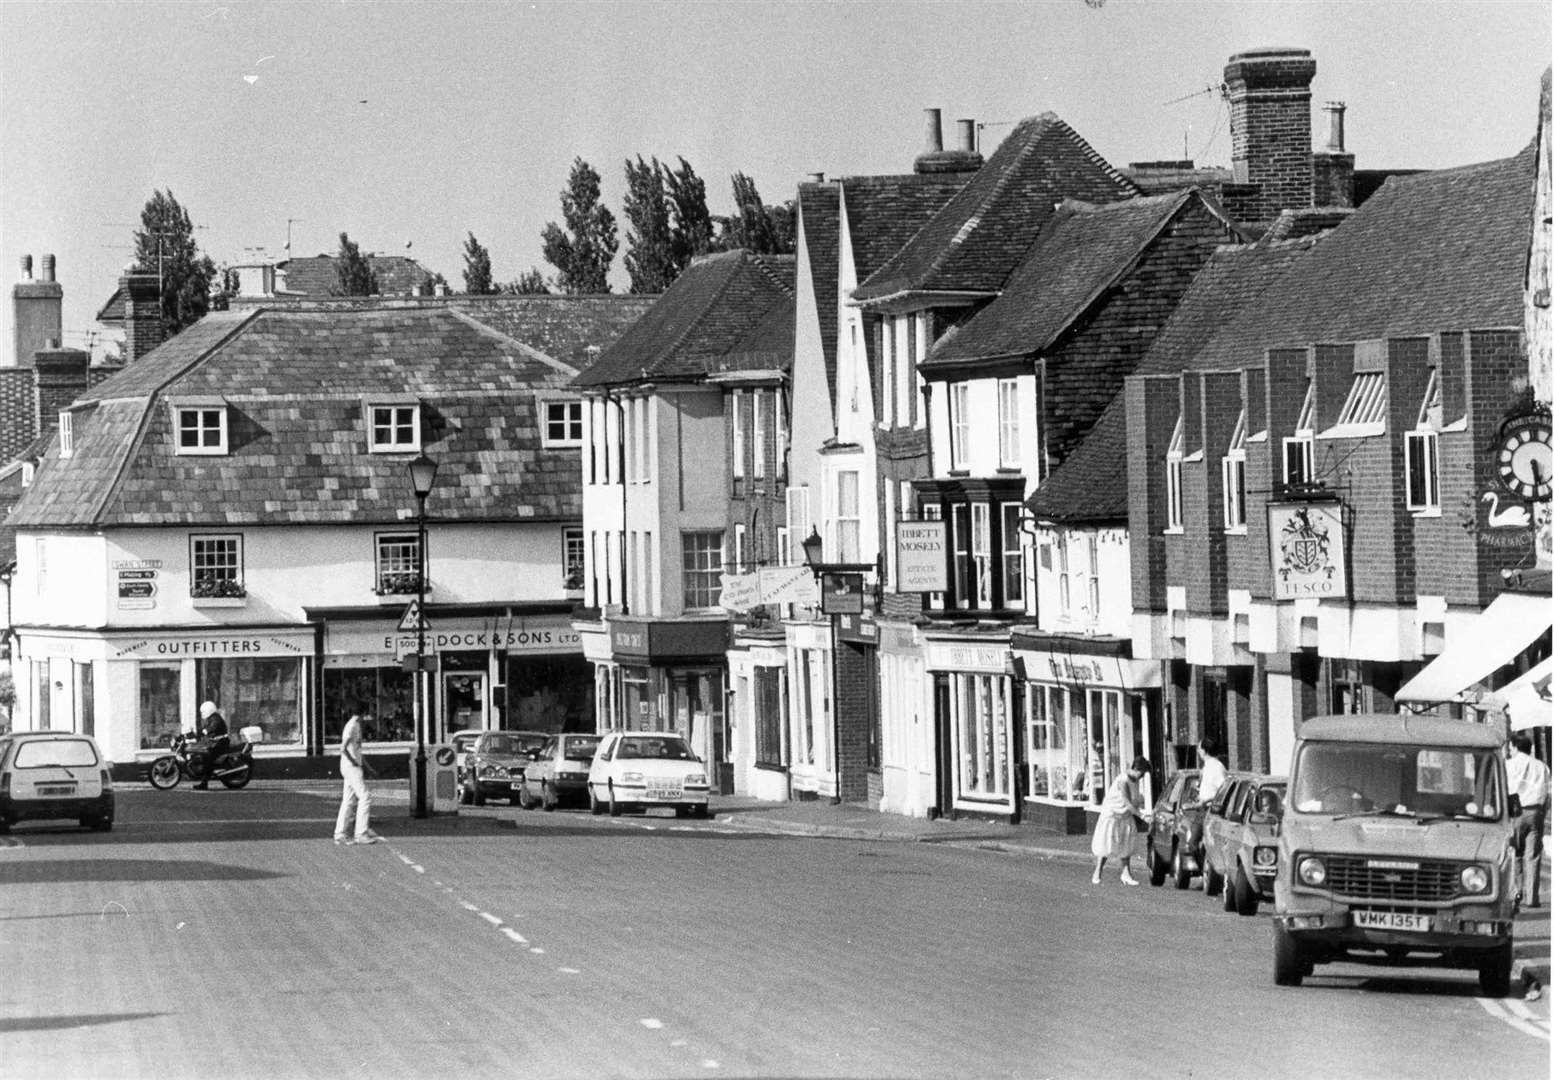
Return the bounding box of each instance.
[1298,856,1327,886]
[1460,866,1490,894]
[1254,846,1278,869]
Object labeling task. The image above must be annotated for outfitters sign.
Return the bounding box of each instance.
[1267,502,1347,601]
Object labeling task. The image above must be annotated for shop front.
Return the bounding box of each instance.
[924,629,1019,822]
[726,625,790,801]
[592,615,731,790]
[1011,630,1163,835]
[878,620,934,818]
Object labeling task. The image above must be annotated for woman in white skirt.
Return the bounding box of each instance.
[1090,755,1152,885]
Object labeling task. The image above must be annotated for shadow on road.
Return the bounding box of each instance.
[0,1012,165,1033]
[0,858,285,884]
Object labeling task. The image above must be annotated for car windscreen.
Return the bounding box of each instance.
[1291,741,1504,820]
[14,739,100,769]
[483,735,538,756]
[616,737,695,761]
[564,737,601,759]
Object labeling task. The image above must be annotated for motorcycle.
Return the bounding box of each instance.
[147,732,255,790]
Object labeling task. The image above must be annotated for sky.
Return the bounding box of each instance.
[0,0,1548,365]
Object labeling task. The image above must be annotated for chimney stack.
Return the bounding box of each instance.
[956,119,977,155]
[120,265,165,365]
[1311,100,1356,209]
[922,107,944,155]
[1223,47,1317,223]
[12,253,63,369]
[914,108,985,175]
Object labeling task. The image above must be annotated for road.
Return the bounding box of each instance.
[0,784,1546,1080]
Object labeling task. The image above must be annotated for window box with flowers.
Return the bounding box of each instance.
[375,572,430,599]
[191,575,248,608]
[563,565,584,599]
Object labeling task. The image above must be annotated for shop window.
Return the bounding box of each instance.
[754,667,787,768]
[176,405,227,456]
[322,664,415,743]
[1165,416,1184,531]
[138,662,182,749]
[1222,409,1246,531]
[1026,684,1068,799]
[190,534,245,598]
[543,400,584,447]
[368,403,419,452]
[955,673,1010,799]
[197,657,304,746]
[681,531,724,609]
[375,532,423,596]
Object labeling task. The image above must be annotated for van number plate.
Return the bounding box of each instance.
[1353,910,1432,933]
[36,785,74,797]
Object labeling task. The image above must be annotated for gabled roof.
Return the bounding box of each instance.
[12,306,594,529]
[797,181,841,391]
[572,250,794,389]
[924,190,1211,370]
[277,253,437,296]
[841,174,971,286]
[851,113,1139,303]
[1028,238,1320,524]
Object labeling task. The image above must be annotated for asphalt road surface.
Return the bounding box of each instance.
[0,784,1546,1080]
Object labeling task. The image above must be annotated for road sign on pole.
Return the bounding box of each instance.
[398,600,430,634]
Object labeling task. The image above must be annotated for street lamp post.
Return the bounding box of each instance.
[408,452,439,820]
[801,527,879,806]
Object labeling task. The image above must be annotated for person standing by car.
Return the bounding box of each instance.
[1090,756,1152,885]
[1507,734,1549,906]
[1194,737,1228,808]
[190,701,229,790]
[334,713,382,846]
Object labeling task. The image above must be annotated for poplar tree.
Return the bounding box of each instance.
[133,189,217,337]
[540,157,618,294]
[622,156,675,294]
[333,233,378,296]
[462,233,495,294]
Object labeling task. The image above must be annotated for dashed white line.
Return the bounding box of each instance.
[639,1018,663,1029]
[501,927,528,944]
[458,900,480,912]
[1477,997,1550,1040]
[558,967,579,974]
[479,911,503,926]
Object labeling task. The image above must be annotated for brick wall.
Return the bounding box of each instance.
[0,368,37,462]
[1224,49,1317,225]
[835,639,875,802]
[122,272,164,365]
[1126,377,1176,612]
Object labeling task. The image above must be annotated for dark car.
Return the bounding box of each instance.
[460,730,549,806]
[1146,769,1203,889]
[1201,773,1287,915]
[518,733,603,810]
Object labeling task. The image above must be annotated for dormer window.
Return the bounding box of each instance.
[1323,371,1387,438]
[1221,409,1246,531]
[1405,369,1442,513]
[58,412,73,458]
[543,400,584,447]
[1282,382,1315,485]
[1165,416,1185,532]
[174,400,228,456]
[368,402,420,452]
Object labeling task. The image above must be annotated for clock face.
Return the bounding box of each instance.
[1496,419,1553,501]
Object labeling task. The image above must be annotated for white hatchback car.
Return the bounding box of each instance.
[0,731,115,832]
[586,731,711,818]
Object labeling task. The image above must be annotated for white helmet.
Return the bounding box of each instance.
[199,701,218,720]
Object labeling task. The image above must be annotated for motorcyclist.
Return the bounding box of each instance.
[191,701,230,790]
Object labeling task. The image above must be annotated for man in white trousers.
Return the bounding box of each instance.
[334,713,382,845]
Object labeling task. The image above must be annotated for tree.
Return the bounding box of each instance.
[462,232,496,295]
[334,232,378,296]
[540,157,618,294]
[622,156,675,294]
[134,189,217,338]
[665,157,715,274]
[713,173,796,255]
[504,268,551,295]
[418,271,448,297]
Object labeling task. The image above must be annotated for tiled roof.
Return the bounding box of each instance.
[278,253,437,296]
[446,295,658,368]
[924,191,1197,368]
[1028,239,1319,524]
[571,250,794,389]
[798,182,841,401]
[851,114,1139,302]
[10,307,593,529]
[1124,164,1233,194]
[841,174,971,286]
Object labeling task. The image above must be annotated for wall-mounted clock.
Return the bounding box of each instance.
[1496,416,1553,501]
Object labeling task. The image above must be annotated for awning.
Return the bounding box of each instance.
[1396,591,1552,705]
[1483,656,1553,730]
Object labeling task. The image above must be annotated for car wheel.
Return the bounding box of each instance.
[1172,844,1192,890]
[0,817,10,834]
[471,782,486,807]
[674,805,690,818]
[542,783,557,812]
[608,783,622,817]
[1147,843,1168,887]
[1273,923,1306,987]
[1234,867,1259,916]
[588,785,604,816]
[1204,859,1224,897]
[1222,871,1237,911]
[1478,941,1514,997]
[694,804,710,820]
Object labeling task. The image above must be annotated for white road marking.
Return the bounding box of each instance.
[501,928,528,944]
[458,900,480,912]
[479,911,503,926]
[1477,997,1550,1040]
[639,1018,663,1029]
[558,967,579,974]
[701,1060,719,1069]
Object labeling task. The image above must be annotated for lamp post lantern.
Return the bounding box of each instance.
[408,452,438,819]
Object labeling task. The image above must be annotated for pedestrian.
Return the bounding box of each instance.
[1090,755,1151,885]
[334,713,382,846]
[1507,734,1549,907]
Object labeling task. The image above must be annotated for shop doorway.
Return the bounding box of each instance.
[442,672,486,740]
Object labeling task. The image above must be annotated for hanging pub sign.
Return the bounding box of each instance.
[895,519,948,593]
[820,571,864,615]
[1267,502,1347,601]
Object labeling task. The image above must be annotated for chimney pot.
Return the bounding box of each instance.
[922,107,944,154]
[808,171,826,183]
[19,255,32,281]
[40,254,55,283]
[956,119,976,155]
[1323,101,1347,152]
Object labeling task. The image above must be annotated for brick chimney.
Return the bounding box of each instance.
[120,266,164,364]
[1310,101,1356,208]
[34,341,91,436]
[12,253,63,369]
[914,108,984,174]
[1223,47,1317,223]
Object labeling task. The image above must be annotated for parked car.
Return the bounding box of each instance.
[586,731,712,818]
[1145,769,1203,889]
[461,730,549,806]
[1201,773,1287,915]
[450,728,482,785]
[519,733,603,810]
[0,731,115,833]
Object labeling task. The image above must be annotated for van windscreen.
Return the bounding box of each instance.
[1291,741,1504,820]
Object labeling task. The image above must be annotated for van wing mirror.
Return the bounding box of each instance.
[1509,794,1522,818]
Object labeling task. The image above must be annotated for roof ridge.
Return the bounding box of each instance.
[652,252,754,372]
[444,308,579,376]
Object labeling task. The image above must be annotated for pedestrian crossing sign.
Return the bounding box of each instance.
[398,600,429,633]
